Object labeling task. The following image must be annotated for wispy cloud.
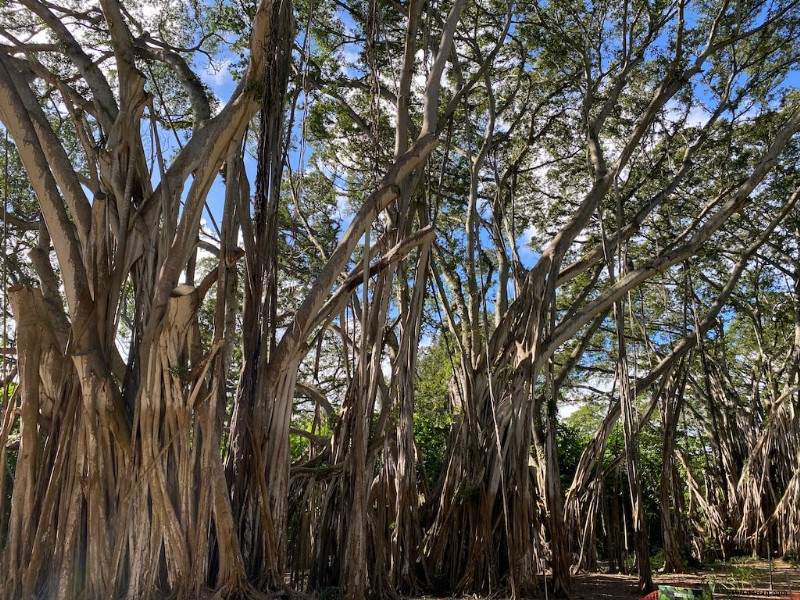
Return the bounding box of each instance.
[200,58,233,89]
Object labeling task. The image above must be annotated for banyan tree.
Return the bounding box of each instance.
[1,0,800,598]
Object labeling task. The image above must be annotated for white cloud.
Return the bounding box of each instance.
[518,224,542,268]
[200,58,233,90]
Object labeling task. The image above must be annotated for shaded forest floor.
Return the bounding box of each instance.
[570,559,800,599]
[405,559,800,599]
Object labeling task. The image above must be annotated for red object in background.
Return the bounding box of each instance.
[642,592,659,600]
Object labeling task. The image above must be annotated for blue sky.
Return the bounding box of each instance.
[187,0,800,277]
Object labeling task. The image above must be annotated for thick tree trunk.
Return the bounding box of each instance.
[615,303,653,594]
[343,223,372,600]
[3,287,62,597]
[124,285,248,597]
[545,395,572,597]
[390,234,431,592]
[661,365,687,573]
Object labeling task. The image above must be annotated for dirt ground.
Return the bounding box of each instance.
[405,559,800,599]
[568,559,800,599]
